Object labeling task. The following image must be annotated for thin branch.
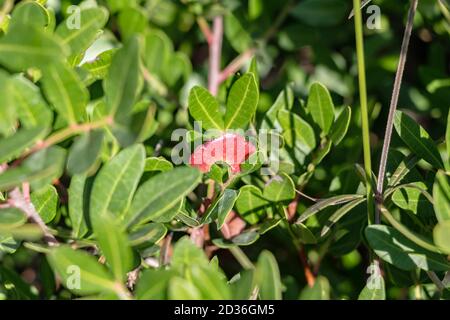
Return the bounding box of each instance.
[8,188,58,246]
[17,117,113,161]
[229,246,254,270]
[218,48,256,84]
[375,0,418,223]
[197,17,213,45]
[208,16,223,96]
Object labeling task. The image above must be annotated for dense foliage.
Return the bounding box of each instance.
[0,0,449,300]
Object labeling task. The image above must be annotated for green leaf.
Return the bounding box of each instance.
[104,36,142,119]
[306,82,335,134]
[67,130,104,175]
[263,173,296,202]
[124,167,202,227]
[224,13,252,53]
[365,225,450,271]
[299,276,331,300]
[135,269,174,300]
[129,223,167,247]
[232,231,260,246]
[9,1,49,29]
[394,111,444,169]
[79,49,115,86]
[90,144,145,220]
[188,86,224,130]
[291,0,348,27]
[0,208,27,228]
[329,106,351,145]
[0,146,66,192]
[224,73,259,129]
[320,198,365,237]
[41,62,89,125]
[230,270,256,300]
[433,221,450,252]
[47,246,116,295]
[0,126,48,163]
[30,185,58,224]
[0,23,66,71]
[172,237,209,268]
[291,223,317,244]
[92,214,133,282]
[446,110,450,163]
[56,7,109,56]
[202,189,238,228]
[387,154,419,188]
[260,85,294,130]
[256,250,282,300]
[358,276,386,300]
[235,185,269,224]
[187,265,231,300]
[117,7,147,40]
[278,110,316,152]
[391,182,428,214]
[144,157,173,172]
[11,75,53,129]
[168,277,202,300]
[433,171,450,222]
[143,30,172,77]
[296,194,364,223]
[68,174,89,239]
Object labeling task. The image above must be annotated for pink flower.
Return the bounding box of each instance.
[189,133,256,173]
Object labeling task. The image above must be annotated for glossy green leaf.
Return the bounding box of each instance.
[79,49,115,86]
[292,223,317,244]
[320,198,365,237]
[0,208,27,228]
[433,221,450,252]
[358,276,386,300]
[224,73,259,130]
[135,269,174,300]
[433,171,450,222]
[117,7,147,40]
[92,214,133,282]
[296,194,364,223]
[260,85,294,130]
[230,270,256,300]
[0,126,48,163]
[202,189,238,228]
[104,36,142,119]
[299,276,330,300]
[67,130,104,175]
[47,246,116,295]
[256,250,282,300]
[129,223,167,247]
[0,146,66,192]
[307,82,335,134]
[144,157,173,172]
[143,30,172,77]
[235,185,269,224]
[124,167,201,227]
[9,1,49,29]
[329,106,351,145]
[0,23,66,71]
[278,110,316,152]
[41,62,89,125]
[365,225,450,271]
[68,174,89,239]
[11,75,53,129]
[56,7,109,56]
[188,86,224,130]
[263,173,296,202]
[30,185,58,224]
[224,13,252,53]
[394,111,444,169]
[187,265,231,300]
[90,144,145,221]
[168,277,202,300]
[232,231,260,246]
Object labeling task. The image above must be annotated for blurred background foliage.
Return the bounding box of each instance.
[0,0,449,300]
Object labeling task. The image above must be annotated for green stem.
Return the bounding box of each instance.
[229,246,254,270]
[353,0,374,224]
